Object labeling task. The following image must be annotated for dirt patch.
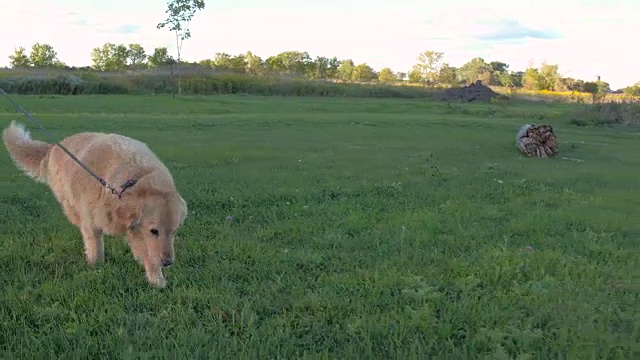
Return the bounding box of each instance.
[440,80,509,102]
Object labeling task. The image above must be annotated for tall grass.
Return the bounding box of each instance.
[0,67,440,99]
[569,98,640,126]
[491,86,639,104]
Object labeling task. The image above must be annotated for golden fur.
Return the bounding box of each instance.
[2,121,187,288]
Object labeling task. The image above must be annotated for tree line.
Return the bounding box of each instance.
[6,42,638,96]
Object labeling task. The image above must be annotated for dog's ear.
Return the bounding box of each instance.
[116,199,142,231]
[177,194,188,225]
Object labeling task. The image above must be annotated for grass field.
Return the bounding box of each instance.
[0,94,638,358]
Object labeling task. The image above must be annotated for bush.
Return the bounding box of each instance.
[569,98,640,126]
[0,72,131,95]
[0,68,439,99]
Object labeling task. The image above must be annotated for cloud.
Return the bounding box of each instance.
[474,19,561,41]
[110,24,141,34]
[69,19,88,26]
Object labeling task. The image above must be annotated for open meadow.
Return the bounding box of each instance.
[0,94,638,358]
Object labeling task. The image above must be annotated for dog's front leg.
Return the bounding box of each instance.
[81,223,104,265]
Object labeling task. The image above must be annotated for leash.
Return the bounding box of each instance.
[0,87,136,198]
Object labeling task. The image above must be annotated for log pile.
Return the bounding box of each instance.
[515,124,559,158]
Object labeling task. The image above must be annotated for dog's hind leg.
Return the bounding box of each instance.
[81,223,104,265]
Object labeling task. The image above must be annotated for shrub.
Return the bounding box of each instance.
[0,68,440,99]
[569,98,640,126]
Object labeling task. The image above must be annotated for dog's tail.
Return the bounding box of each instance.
[2,121,53,183]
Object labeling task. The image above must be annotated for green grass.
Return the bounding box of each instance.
[0,95,638,359]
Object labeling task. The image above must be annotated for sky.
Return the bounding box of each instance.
[0,0,638,89]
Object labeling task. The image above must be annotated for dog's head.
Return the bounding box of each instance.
[116,189,188,268]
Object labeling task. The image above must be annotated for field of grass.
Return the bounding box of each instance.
[0,94,638,358]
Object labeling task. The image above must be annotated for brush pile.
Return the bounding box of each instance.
[515,124,559,158]
[440,80,509,102]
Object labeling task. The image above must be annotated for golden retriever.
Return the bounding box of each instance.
[2,121,187,288]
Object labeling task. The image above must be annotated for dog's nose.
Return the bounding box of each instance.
[161,258,174,267]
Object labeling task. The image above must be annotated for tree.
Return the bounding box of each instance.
[522,67,540,90]
[157,0,206,96]
[209,52,232,71]
[91,43,129,71]
[489,61,509,85]
[308,56,332,79]
[537,63,560,91]
[29,43,64,68]
[128,44,147,67]
[596,80,610,93]
[205,53,245,73]
[622,81,640,96]
[498,72,515,88]
[378,67,396,83]
[582,82,599,94]
[556,77,584,91]
[583,81,609,103]
[407,68,422,83]
[489,61,508,74]
[458,57,492,85]
[229,54,247,73]
[337,60,355,81]
[326,57,341,79]
[9,47,30,68]
[265,51,312,76]
[352,63,376,82]
[148,47,175,67]
[511,71,524,87]
[437,64,458,86]
[244,51,264,75]
[198,58,214,68]
[414,51,444,86]
[228,54,247,72]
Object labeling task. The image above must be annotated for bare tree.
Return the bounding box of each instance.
[157,0,206,96]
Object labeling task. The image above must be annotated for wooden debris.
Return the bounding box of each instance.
[515,124,559,158]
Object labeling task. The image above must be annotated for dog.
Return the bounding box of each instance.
[2,121,187,288]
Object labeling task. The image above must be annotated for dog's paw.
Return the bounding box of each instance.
[85,254,104,266]
[147,273,167,288]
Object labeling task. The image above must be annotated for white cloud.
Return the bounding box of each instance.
[0,0,638,89]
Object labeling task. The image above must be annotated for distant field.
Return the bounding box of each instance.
[0,95,638,358]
